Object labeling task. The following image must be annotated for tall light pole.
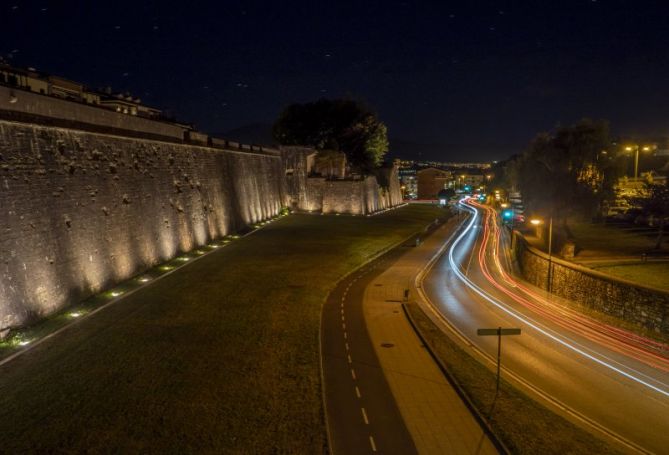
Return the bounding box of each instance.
[625,144,653,180]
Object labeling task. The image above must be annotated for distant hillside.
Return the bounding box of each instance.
[389,138,515,163]
[214,123,275,147]
[388,138,451,161]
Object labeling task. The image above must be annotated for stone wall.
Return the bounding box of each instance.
[322,179,365,214]
[513,232,669,335]
[0,120,285,331]
[280,146,403,215]
[0,85,187,141]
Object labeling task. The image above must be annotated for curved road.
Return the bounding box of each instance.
[420,200,669,453]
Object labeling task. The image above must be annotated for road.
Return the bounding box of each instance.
[420,200,669,453]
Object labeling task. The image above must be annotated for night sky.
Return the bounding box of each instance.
[2,0,669,161]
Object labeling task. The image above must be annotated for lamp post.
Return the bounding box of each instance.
[625,144,653,180]
[530,217,553,292]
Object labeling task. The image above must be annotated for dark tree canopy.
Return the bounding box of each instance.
[272,98,389,172]
[517,119,620,223]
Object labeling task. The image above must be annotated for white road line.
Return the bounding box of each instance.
[355,386,361,398]
[342,323,346,330]
[351,368,356,380]
[347,354,352,363]
[369,436,377,452]
[345,342,349,351]
[361,407,369,424]
[344,332,347,339]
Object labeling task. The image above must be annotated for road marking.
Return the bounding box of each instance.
[465,235,477,276]
[342,323,346,330]
[369,436,377,452]
[361,407,369,424]
[341,315,345,322]
[355,386,361,398]
[351,368,356,380]
[347,354,352,364]
[345,342,349,351]
[343,331,347,339]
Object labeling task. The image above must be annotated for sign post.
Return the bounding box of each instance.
[477,327,521,393]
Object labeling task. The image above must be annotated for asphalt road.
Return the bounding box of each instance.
[322,242,419,455]
[421,201,669,454]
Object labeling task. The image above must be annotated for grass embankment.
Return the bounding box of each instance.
[405,302,620,455]
[570,221,666,257]
[0,205,445,453]
[528,220,669,292]
[593,262,669,291]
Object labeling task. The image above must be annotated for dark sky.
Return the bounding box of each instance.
[2,0,669,161]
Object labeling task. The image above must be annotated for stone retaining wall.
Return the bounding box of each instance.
[513,231,669,335]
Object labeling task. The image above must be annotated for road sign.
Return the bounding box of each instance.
[477,327,521,393]
[477,328,521,336]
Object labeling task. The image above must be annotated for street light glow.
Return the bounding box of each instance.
[530,219,542,225]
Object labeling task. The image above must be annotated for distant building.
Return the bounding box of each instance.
[453,170,485,190]
[398,166,417,199]
[0,63,162,119]
[417,167,452,199]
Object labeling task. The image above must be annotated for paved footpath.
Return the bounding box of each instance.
[362,218,498,455]
[322,216,498,454]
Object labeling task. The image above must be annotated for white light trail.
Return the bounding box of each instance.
[447,201,669,398]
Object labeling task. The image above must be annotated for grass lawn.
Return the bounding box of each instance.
[569,221,666,257]
[592,262,669,291]
[0,204,445,453]
[405,303,620,455]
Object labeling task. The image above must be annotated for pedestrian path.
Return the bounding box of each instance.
[362,220,499,454]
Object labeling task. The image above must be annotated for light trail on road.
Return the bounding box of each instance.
[471,200,669,373]
[447,199,669,399]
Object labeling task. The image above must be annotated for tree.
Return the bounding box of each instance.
[516,119,617,239]
[273,98,388,172]
[635,182,669,250]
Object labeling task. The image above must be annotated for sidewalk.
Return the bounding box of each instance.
[362,219,498,454]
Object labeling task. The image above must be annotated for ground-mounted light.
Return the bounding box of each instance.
[110,291,123,297]
[139,277,151,283]
[160,265,174,271]
[18,340,31,346]
[69,311,82,318]
[177,257,190,262]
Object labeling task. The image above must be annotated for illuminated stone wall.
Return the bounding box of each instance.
[0,121,285,331]
[282,147,403,215]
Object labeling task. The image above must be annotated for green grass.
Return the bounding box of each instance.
[0,205,446,454]
[405,302,620,455]
[593,262,669,291]
[570,221,666,257]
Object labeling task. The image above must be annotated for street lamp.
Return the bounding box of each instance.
[529,217,553,291]
[624,144,654,180]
